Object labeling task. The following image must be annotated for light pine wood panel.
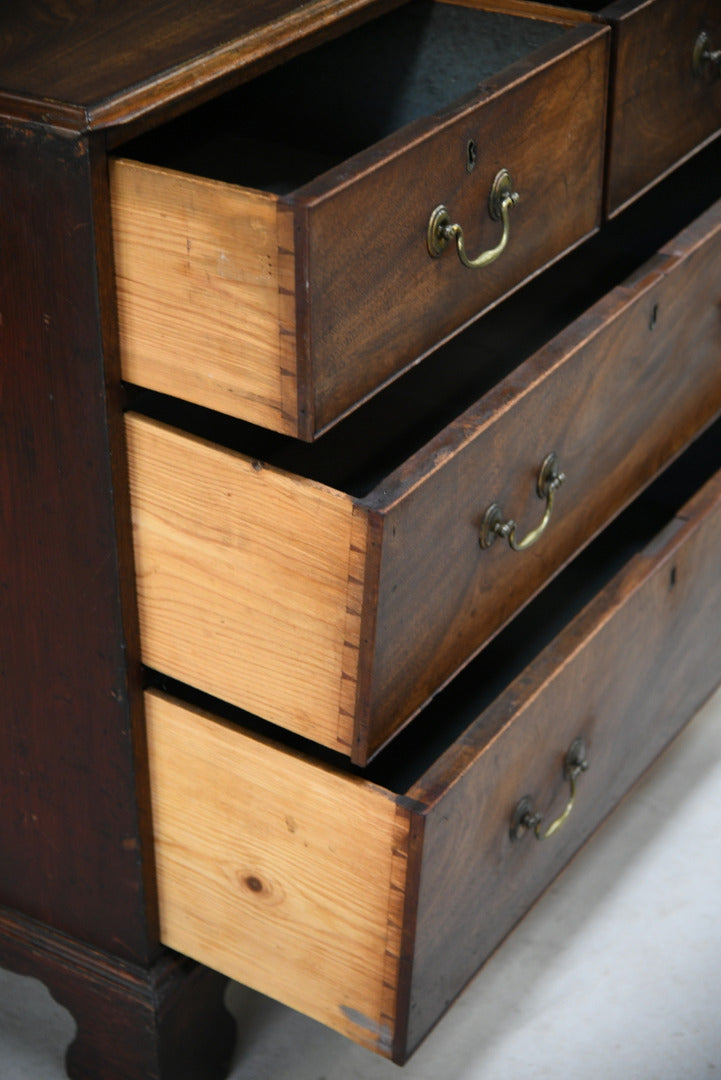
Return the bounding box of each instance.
[145,691,411,1056]
[125,414,366,751]
[111,159,298,434]
[142,458,721,1061]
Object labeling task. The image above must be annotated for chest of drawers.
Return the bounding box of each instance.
[0,2,719,1077]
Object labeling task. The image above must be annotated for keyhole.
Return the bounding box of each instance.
[466,139,477,173]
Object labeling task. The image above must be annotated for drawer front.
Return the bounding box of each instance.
[606,0,721,213]
[366,196,721,756]
[304,23,608,433]
[127,198,721,763]
[111,12,608,440]
[404,460,721,1058]
[145,460,721,1063]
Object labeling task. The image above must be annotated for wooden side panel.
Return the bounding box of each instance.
[111,159,299,435]
[305,25,608,431]
[364,196,721,758]
[606,0,721,214]
[125,414,366,752]
[145,692,411,1056]
[0,122,156,962]
[403,468,721,1058]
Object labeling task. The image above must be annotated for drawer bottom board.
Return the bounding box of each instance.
[145,438,721,1062]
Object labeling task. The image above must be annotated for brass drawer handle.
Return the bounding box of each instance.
[693,31,721,77]
[510,737,589,842]
[480,452,565,551]
[427,168,519,269]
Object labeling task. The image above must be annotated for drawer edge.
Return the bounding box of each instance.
[402,466,721,1056]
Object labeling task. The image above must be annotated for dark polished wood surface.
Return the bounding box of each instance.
[605,0,721,213]
[364,194,721,759]
[0,0,399,131]
[305,24,609,433]
[402,460,721,1057]
[1,1,720,1073]
[0,121,158,962]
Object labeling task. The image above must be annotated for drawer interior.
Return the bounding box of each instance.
[127,136,721,500]
[146,415,721,1060]
[149,412,721,796]
[117,1,568,194]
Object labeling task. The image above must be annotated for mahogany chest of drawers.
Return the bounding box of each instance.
[1,1,719,1076]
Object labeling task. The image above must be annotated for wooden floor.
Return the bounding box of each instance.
[2,684,720,1080]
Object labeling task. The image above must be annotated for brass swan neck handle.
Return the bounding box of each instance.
[427,169,519,270]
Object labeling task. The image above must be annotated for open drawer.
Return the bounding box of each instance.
[125,188,721,764]
[110,0,609,439]
[144,423,721,1063]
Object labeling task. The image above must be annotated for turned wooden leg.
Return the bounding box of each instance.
[0,906,236,1080]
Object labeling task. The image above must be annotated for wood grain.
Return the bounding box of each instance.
[145,691,412,1056]
[0,0,401,130]
[605,0,721,214]
[441,0,596,25]
[126,196,721,762]
[303,23,608,431]
[403,464,721,1056]
[125,414,366,752]
[112,159,299,435]
[144,459,721,1061]
[364,194,721,756]
[111,16,606,438]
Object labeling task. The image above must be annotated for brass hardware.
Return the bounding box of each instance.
[693,31,721,77]
[427,168,519,268]
[480,452,565,551]
[510,737,589,842]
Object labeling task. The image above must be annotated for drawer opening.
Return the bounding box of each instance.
[116,2,568,196]
[367,415,721,790]
[106,4,603,439]
[145,416,721,1061]
[126,166,721,761]
[146,413,721,796]
[126,137,721,503]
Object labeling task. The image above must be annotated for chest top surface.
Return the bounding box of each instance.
[0,0,397,131]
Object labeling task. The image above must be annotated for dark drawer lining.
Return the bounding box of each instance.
[117,2,566,195]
